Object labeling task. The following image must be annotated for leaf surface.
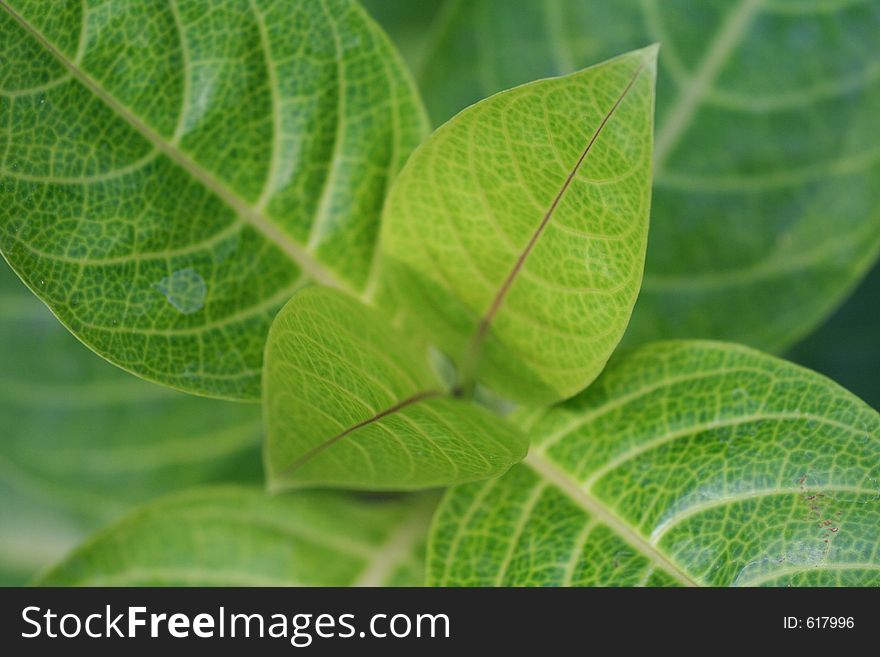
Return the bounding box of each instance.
[0,0,428,400]
[263,286,528,490]
[428,341,880,586]
[381,47,657,404]
[39,487,435,586]
[0,262,261,584]
[419,0,880,352]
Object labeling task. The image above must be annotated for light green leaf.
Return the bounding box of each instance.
[39,487,436,586]
[0,0,428,400]
[380,46,657,405]
[419,0,880,353]
[0,262,262,585]
[264,286,528,490]
[428,341,880,586]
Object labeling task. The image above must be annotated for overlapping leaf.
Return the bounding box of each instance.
[0,0,428,400]
[429,342,880,586]
[418,0,880,352]
[381,47,657,405]
[264,286,528,490]
[40,487,436,586]
[0,263,262,584]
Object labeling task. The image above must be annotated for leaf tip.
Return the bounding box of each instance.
[638,42,660,75]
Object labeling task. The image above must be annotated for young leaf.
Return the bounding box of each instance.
[381,46,657,405]
[39,487,436,586]
[419,0,880,353]
[0,0,428,400]
[428,342,880,586]
[0,262,262,584]
[263,286,528,490]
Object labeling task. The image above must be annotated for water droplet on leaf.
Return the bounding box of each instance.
[152,268,207,314]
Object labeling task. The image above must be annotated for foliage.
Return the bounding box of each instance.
[1,0,877,588]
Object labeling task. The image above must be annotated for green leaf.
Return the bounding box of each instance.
[0,262,262,585]
[0,0,428,400]
[380,46,657,405]
[39,487,436,586]
[428,341,880,586]
[419,0,880,353]
[264,286,528,490]
[361,0,445,74]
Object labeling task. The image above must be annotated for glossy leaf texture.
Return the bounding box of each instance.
[418,0,880,352]
[0,262,262,585]
[39,487,436,586]
[428,342,880,586]
[380,47,656,405]
[264,286,528,490]
[0,0,428,400]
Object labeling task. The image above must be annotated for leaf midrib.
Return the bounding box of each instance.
[460,54,651,382]
[523,451,699,587]
[652,0,762,168]
[1,2,350,293]
[277,389,445,480]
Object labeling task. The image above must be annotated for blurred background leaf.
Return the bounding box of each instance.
[0,262,263,584]
[39,487,435,586]
[362,0,445,76]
